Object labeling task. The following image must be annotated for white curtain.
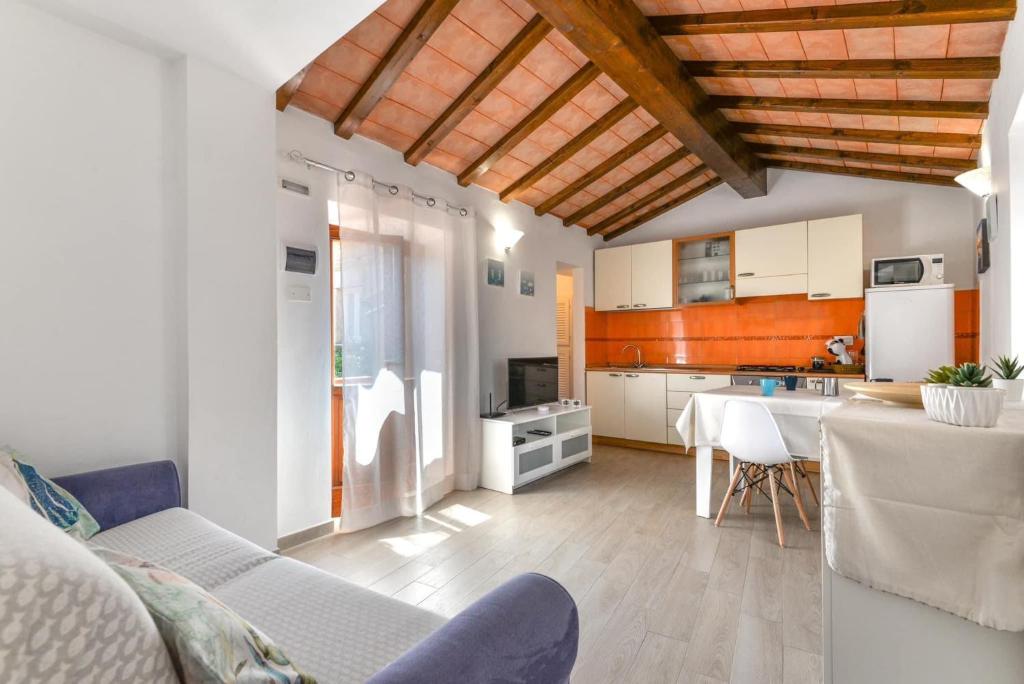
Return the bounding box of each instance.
[335,172,480,533]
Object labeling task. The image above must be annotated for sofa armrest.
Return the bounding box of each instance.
[52,460,181,532]
[368,573,578,684]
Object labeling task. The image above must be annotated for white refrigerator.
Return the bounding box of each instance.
[865,284,955,382]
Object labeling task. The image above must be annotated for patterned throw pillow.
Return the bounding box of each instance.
[0,447,99,540]
[91,546,317,684]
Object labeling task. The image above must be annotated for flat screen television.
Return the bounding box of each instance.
[508,357,559,409]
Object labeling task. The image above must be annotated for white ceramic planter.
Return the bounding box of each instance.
[993,378,1024,402]
[920,384,1005,428]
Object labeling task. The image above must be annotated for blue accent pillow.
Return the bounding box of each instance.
[1,448,99,539]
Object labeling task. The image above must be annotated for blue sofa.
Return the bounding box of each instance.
[54,461,579,684]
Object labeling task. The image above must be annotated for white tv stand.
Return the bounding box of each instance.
[480,404,592,494]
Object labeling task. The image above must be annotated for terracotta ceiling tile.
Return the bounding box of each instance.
[780,135,810,146]
[367,99,433,139]
[798,30,848,60]
[622,155,654,175]
[710,77,760,96]
[721,109,743,122]
[571,82,620,118]
[452,0,528,47]
[498,65,554,110]
[935,119,983,135]
[896,79,944,101]
[489,155,531,180]
[659,0,704,12]
[543,31,589,68]
[436,129,489,160]
[866,142,901,155]
[290,91,343,121]
[475,170,511,193]
[899,144,936,156]
[596,74,629,100]
[634,109,660,128]
[898,117,940,133]
[668,158,697,175]
[548,162,585,185]
[386,72,452,119]
[743,110,776,124]
[843,27,895,60]
[501,0,537,21]
[854,79,897,100]
[894,25,950,59]
[430,17,500,75]
[533,174,568,195]
[454,110,508,145]
[516,187,548,206]
[359,119,416,151]
[947,22,1010,58]
[815,79,857,99]
[700,0,745,11]
[740,0,788,9]
[548,104,594,137]
[406,47,475,98]
[807,139,839,150]
[610,113,651,140]
[779,78,821,98]
[317,40,377,84]
[827,113,865,129]
[746,78,789,97]
[345,12,403,58]
[932,146,972,160]
[422,148,466,174]
[602,167,634,186]
[687,34,735,60]
[644,137,677,158]
[796,112,831,127]
[569,146,607,171]
[520,38,581,87]
[941,79,993,101]
[861,115,899,130]
[757,32,807,60]
[788,0,839,6]
[768,111,803,125]
[635,0,664,14]
[475,88,531,127]
[721,33,770,60]
[508,137,553,166]
[525,120,573,151]
[376,0,423,27]
[300,64,359,107]
[590,133,628,156]
[665,37,703,60]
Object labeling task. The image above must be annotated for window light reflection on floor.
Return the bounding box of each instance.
[436,504,490,527]
[378,530,450,558]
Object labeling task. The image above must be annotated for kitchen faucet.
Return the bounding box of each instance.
[621,344,645,368]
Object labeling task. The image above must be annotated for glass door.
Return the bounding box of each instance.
[676,233,734,305]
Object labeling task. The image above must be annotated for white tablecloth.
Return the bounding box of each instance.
[676,385,845,459]
[821,401,1024,631]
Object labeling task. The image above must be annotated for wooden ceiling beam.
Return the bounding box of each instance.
[586,164,708,235]
[602,178,725,241]
[767,159,960,187]
[334,0,459,139]
[527,0,767,198]
[686,57,1000,80]
[710,96,988,120]
[405,15,552,166]
[651,0,1017,35]
[457,62,600,186]
[753,144,977,171]
[276,65,311,112]
[533,125,667,216]
[563,147,691,226]
[735,122,981,148]
[500,98,637,203]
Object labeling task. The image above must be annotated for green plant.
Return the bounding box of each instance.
[948,363,993,388]
[992,355,1023,380]
[924,365,957,384]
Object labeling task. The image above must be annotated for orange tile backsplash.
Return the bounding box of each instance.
[586,290,980,369]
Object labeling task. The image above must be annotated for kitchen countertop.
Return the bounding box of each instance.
[585,364,865,379]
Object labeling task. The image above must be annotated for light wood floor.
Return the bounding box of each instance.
[284,445,823,684]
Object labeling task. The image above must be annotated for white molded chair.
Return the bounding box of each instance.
[715,400,811,547]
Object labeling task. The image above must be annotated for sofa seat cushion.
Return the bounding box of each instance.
[93,507,276,591]
[212,557,447,684]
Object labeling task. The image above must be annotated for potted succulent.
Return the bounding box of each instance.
[991,355,1024,402]
[921,362,1005,428]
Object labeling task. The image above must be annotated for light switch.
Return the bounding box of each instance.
[288,285,312,302]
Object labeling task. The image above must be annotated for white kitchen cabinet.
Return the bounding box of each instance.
[735,221,808,297]
[629,240,674,310]
[624,372,667,443]
[586,371,625,438]
[594,246,632,311]
[808,214,864,300]
[594,241,673,311]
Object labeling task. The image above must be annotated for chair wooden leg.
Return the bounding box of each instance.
[768,466,785,547]
[801,462,819,506]
[785,464,811,531]
[715,464,745,527]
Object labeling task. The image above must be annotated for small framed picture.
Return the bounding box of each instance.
[519,270,535,296]
[486,258,504,287]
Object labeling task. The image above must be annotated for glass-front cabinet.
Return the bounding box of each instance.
[675,232,734,306]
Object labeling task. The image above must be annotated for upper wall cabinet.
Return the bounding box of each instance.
[734,221,808,298]
[807,214,864,300]
[594,240,673,311]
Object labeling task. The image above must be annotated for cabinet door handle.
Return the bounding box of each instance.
[811,292,831,298]
[625,373,640,378]
[632,303,647,308]
[689,375,706,380]
[616,304,630,309]
[738,272,754,278]
[608,373,622,377]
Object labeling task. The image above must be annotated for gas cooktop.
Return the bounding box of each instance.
[734,365,805,373]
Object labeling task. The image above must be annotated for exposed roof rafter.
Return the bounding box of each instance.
[602,178,725,241]
[710,96,988,120]
[586,164,708,236]
[686,57,1000,80]
[735,122,982,148]
[754,144,977,172]
[768,159,960,187]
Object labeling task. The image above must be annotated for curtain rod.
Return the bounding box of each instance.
[288,150,470,217]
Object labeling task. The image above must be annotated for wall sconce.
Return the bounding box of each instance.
[955,166,999,240]
[494,224,524,254]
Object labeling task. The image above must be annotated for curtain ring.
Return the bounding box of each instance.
[388,184,399,196]
[426,197,436,207]
[343,170,355,182]
[459,208,468,217]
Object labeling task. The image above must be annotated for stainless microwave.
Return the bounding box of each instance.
[870,254,945,288]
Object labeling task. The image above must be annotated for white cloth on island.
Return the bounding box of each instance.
[676,385,844,459]
[821,401,1024,631]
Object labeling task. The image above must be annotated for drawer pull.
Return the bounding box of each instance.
[811,292,831,298]
[616,304,630,309]
[633,303,647,308]
[625,373,640,378]
[689,375,706,380]
[608,373,622,377]
[738,272,754,277]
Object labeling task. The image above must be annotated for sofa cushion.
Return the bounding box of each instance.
[0,487,178,684]
[1,447,99,540]
[212,557,447,684]
[93,507,276,591]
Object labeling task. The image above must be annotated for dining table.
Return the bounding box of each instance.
[675,384,847,518]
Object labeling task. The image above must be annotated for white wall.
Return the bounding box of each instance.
[979,16,1024,362]
[0,2,185,478]
[274,109,603,534]
[617,168,979,291]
